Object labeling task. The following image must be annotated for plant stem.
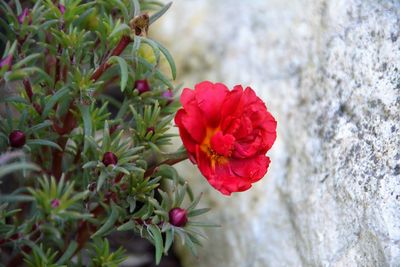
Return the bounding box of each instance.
[91,35,132,82]
[144,149,188,177]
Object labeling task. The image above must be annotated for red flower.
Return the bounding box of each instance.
[175,81,277,195]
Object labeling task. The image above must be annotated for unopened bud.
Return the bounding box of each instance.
[51,199,60,208]
[134,79,150,94]
[18,8,31,24]
[169,208,188,227]
[9,130,26,148]
[0,55,13,70]
[58,4,65,15]
[162,89,174,105]
[102,151,118,166]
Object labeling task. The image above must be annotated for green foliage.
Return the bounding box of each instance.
[0,0,211,265]
[89,238,127,267]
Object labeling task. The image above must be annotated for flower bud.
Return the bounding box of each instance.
[51,199,60,208]
[102,151,118,166]
[9,130,26,148]
[0,55,13,70]
[134,79,150,94]
[18,8,31,24]
[146,126,155,136]
[169,208,188,227]
[162,89,174,105]
[58,4,65,15]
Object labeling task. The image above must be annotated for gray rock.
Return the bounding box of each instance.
[156,0,400,266]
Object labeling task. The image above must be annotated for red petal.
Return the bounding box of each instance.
[175,109,197,154]
[210,131,235,157]
[178,89,207,143]
[221,85,244,121]
[230,155,270,182]
[195,145,212,178]
[194,82,228,127]
[208,165,252,195]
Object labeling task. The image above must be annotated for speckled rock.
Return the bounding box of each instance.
[155,0,400,266]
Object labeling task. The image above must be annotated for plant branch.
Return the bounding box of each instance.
[144,149,188,177]
[90,35,132,82]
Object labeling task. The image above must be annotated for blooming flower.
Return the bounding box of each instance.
[175,81,277,195]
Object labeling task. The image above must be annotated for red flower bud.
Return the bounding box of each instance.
[102,151,118,166]
[51,199,60,208]
[146,126,155,135]
[9,130,26,148]
[134,79,150,94]
[169,208,188,227]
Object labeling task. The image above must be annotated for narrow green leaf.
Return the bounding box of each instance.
[148,225,163,264]
[26,120,52,135]
[164,229,174,253]
[27,139,62,151]
[0,162,40,178]
[131,0,140,16]
[109,56,129,92]
[42,86,70,116]
[109,23,130,40]
[151,39,176,79]
[1,96,29,104]
[188,208,211,217]
[187,193,203,212]
[91,203,119,238]
[117,220,135,231]
[0,194,34,202]
[97,171,108,191]
[149,2,172,25]
[13,53,41,69]
[82,161,98,169]
[56,241,78,264]
[137,57,173,88]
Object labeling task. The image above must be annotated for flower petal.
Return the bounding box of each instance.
[230,155,270,182]
[175,109,197,154]
[195,81,228,127]
[210,131,235,157]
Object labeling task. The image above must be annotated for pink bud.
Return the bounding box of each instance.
[102,152,118,166]
[9,130,26,148]
[134,79,150,94]
[169,208,188,227]
[18,8,31,24]
[51,199,60,208]
[0,55,13,70]
[58,4,65,15]
[162,89,174,105]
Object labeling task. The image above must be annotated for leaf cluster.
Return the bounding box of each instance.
[0,0,212,266]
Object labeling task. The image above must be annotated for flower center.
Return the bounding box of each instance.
[201,128,235,169]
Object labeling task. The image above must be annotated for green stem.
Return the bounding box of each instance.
[144,148,188,178]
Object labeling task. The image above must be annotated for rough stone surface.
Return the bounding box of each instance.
[155,0,400,266]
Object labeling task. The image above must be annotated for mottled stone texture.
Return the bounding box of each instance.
[156,0,400,266]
